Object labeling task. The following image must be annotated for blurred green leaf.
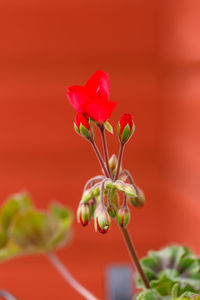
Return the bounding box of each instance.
[0,192,73,262]
[0,192,32,232]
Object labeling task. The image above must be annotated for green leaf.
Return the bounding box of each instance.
[10,210,56,251]
[104,121,113,134]
[136,289,162,300]
[150,274,176,296]
[137,245,200,297]
[51,203,73,228]
[0,192,32,232]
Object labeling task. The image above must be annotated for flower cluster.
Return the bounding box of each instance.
[66,70,144,234]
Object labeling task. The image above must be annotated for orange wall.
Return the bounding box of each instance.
[0,1,200,299]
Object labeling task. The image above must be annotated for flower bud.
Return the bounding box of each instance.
[94,206,111,234]
[88,198,97,216]
[118,113,135,144]
[107,204,117,218]
[129,188,145,207]
[74,112,92,140]
[77,203,91,226]
[116,207,130,227]
[124,184,137,198]
[108,154,118,175]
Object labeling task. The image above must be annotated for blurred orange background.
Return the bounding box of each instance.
[0,0,200,299]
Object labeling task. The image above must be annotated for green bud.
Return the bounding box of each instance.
[116,207,130,227]
[113,181,137,197]
[0,231,8,249]
[107,204,117,218]
[108,154,118,175]
[113,181,125,193]
[88,198,97,216]
[109,188,119,208]
[124,184,137,197]
[129,188,145,207]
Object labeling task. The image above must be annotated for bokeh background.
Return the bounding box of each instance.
[0,0,200,299]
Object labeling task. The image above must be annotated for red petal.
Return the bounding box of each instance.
[75,112,90,131]
[85,70,110,101]
[66,85,90,113]
[83,98,117,123]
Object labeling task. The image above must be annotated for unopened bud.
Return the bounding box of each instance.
[81,189,94,203]
[129,188,145,207]
[74,112,92,140]
[77,203,91,226]
[88,198,97,216]
[107,204,117,218]
[94,206,111,234]
[116,207,130,227]
[114,181,125,193]
[108,154,118,175]
[124,184,137,197]
[118,113,135,144]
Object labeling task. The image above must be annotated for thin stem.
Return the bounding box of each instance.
[47,252,99,300]
[120,228,150,289]
[90,140,110,177]
[123,194,127,207]
[120,169,139,194]
[99,126,112,178]
[84,175,106,191]
[114,143,125,180]
[0,290,18,300]
[100,179,107,206]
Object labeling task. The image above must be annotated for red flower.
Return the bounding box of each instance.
[75,112,90,131]
[119,113,134,135]
[66,71,117,123]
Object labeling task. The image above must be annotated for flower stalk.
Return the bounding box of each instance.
[99,125,112,178]
[90,140,110,178]
[47,252,99,300]
[120,228,150,289]
[114,142,125,180]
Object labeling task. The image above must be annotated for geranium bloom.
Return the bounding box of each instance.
[66,70,117,123]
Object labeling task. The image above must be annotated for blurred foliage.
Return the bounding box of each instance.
[0,192,73,261]
[136,245,200,300]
